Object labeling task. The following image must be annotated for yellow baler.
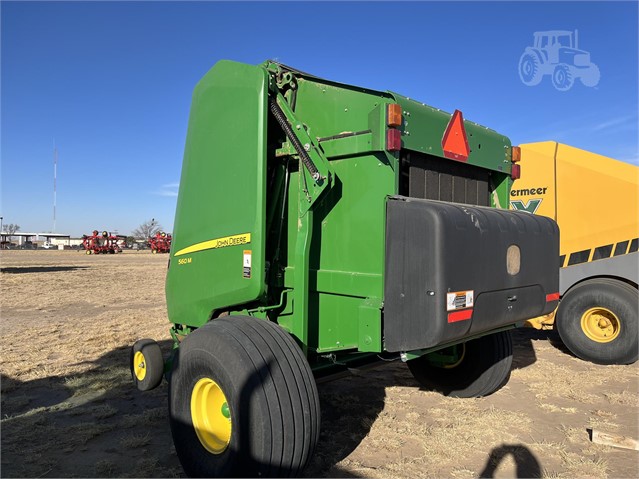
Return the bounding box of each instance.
[512,141,638,364]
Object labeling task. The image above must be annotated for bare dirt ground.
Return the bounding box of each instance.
[1,250,638,478]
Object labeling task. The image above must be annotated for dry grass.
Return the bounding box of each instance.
[539,403,578,414]
[512,358,605,403]
[91,404,118,419]
[119,432,151,448]
[603,390,639,406]
[94,459,118,477]
[2,250,638,478]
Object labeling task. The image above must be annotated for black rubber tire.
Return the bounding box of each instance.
[130,339,164,391]
[407,330,513,398]
[556,278,638,365]
[169,316,320,478]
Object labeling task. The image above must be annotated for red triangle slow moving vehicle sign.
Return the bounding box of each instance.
[441,109,470,162]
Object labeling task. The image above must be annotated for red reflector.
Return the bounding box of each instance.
[387,128,401,151]
[511,163,521,180]
[448,308,473,323]
[441,109,470,162]
[546,292,560,302]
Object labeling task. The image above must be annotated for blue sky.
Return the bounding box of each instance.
[2,0,637,236]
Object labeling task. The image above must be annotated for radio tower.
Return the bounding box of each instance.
[53,143,57,233]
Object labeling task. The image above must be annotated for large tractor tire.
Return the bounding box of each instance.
[552,64,575,91]
[518,52,543,86]
[169,316,320,478]
[556,278,638,365]
[407,330,513,398]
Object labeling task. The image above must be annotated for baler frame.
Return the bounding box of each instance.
[132,60,560,478]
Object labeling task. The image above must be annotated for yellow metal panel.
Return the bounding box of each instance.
[555,143,638,258]
[516,142,639,260]
[511,141,557,220]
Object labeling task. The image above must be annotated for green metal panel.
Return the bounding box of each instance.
[166,61,268,327]
[283,152,393,352]
[390,93,513,174]
[260,71,398,352]
[167,60,519,360]
[293,77,393,139]
[492,172,512,209]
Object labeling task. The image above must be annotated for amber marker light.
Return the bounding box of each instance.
[511,146,521,163]
[387,103,402,127]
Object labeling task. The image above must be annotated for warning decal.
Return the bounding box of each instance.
[441,109,470,162]
[446,290,474,311]
[243,250,252,279]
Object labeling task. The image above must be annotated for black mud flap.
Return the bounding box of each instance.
[383,196,559,352]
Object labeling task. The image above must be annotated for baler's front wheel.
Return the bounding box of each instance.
[130,339,164,391]
[169,316,320,478]
[407,330,513,398]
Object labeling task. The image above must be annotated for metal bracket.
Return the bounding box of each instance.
[267,88,333,216]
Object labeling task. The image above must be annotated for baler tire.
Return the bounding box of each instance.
[407,330,513,398]
[556,278,638,365]
[130,339,164,391]
[169,316,320,478]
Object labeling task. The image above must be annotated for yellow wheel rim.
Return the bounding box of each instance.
[133,351,147,381]
[191,377,232,454]
[442,343,466,369]
[581,307,621,343]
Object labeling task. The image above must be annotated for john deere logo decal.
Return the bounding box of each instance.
[174,233,251,257]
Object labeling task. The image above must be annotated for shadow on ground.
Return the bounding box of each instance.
[1,340,178,478]
[304,368,390,478]
[511,326,575,368]
[0,265,90,274]
[479,443,542,478]
[1,338,380,478]
[2,327,570,478]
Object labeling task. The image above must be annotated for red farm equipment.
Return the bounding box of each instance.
[148,232,172,254]
[82,230,125,254]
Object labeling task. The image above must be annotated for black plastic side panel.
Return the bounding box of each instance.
[384,196,559,352]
